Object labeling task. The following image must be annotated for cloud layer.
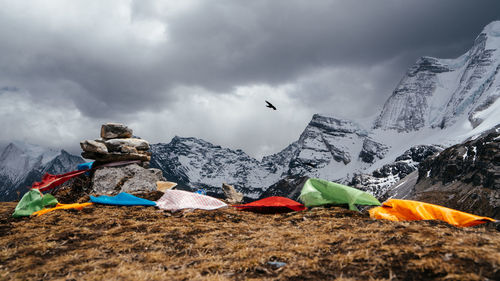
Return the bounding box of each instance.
[0,0,499,158]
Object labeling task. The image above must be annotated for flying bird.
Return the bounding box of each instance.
[265,100,277,110]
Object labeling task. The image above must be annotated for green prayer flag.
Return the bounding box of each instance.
[299,178,381,211]
[12,189,58,218]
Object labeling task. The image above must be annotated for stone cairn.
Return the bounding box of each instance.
[80,123,151,167]
[80,123,164,195]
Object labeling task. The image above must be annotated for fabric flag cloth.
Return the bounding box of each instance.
[31,203,93,217]
[12,189,58,218]
[77,161,94,171]
[31,160,141,193]
[31,169,89,192]
[369,199,496,227]
[233,196,306,213]
[299,178,381,211]
[90,192,157,206]
[77,161,94,176]
[155,190,227,211]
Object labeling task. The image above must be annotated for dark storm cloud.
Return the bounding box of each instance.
[159,0,500,91]
[0,0,499,156]
[1,0,498,114]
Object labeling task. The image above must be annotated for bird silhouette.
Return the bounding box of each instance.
[265,100,277,110]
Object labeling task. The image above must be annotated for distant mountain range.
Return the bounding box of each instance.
[150,21,500,199]
[1,21,499,202]
[0,142,84,201]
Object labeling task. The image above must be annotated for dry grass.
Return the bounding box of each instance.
[0,202,499,280]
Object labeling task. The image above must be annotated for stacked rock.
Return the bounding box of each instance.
[80,123,164,195]
[80,123,151,167]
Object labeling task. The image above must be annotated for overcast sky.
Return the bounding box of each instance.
[0,0,499,159]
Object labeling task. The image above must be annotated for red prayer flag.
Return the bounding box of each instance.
[233,196,306,213]
[31,169,89,192]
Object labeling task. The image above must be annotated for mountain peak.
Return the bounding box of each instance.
[309,114,367,136]
[482,20,500,37]
[374,21,500,132]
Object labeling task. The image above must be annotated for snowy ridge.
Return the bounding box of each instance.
[0,141,59,182]
[151,137,277,199]
[0,142,84,201]
[151,115,386,198]
[375,21,500,132]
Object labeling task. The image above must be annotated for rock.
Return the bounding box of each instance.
[120,145,138,154]
[395,145,441,163]
[259,176,309,201]
[105,138,150,152]
[91,164,165,195]
[222,183,243,204]
[80,140,108,154]
[359,138,389,164]
[101,123,133,139]
[81,151,151,162]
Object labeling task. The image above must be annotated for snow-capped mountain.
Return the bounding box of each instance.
[375,21,500,132]
[151,114,391,199]
[150,136,275,199]
[0,142,84,201]
[151,21,500,200]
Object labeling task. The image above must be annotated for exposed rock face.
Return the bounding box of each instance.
[91,164,165,195]
[359,138,389,164]
[395,145,442,163]
[101,123,133,139]
[386,127,500,219]
[374,21,500,131]
[418,129,499,188]
[351,145,442,198]
[259,176,309,201]
[221,183,243,204]
[374,57,451,132]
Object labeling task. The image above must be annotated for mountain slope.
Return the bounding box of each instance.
[385,126,500,219]
[0,143,84,201]
[151,115,386,199]
[375,21,500,132]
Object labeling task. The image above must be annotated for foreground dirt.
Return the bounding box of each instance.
[0,202,499,281]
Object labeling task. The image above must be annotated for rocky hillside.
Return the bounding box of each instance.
[0,142,84,201]
[350,145,442,198]
[385,126,500,219]
[150,115,384,199]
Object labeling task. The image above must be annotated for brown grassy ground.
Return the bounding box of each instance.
[0,202,499,281]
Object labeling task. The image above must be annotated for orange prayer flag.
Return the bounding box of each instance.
[31,203,93,217]
[369,199,496,227]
